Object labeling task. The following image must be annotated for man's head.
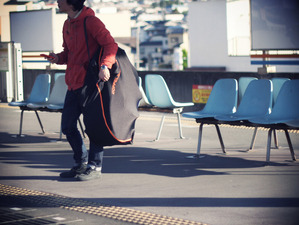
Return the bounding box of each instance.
[66,0,85,11]
[57,0,85,13]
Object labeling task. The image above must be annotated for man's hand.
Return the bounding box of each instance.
[49,53,59,64]
[98,66,110,82]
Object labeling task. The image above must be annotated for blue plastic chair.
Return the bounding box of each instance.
[238,77,259,149]
[272,77,290,106]
[216,79,273,151]
[27,75,85,140]
[27,75,67,109]
[250,79,299,124]
[145,74,194,141]
[182,78,238,158]
[215,79,273,121]
[248,78,290,150]
[9,74,51,107]
[27,75,67,140]
[54,72,65,81]
[238,77,258,105]
[183,79,238,119]
[8,74,51,137]
[249,80,299,163]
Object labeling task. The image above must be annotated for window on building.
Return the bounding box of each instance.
[171,37,179,44]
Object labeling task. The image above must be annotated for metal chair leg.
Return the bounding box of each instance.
[196,123,204,156]
[59,125,63,140]
[273,130,279,149]
[284,129,296,161]
[266,128,273,163]
[187,123,204,159]
[215,124,226,153]
[249,127,258,150]
[18,109,24,137]
[34,110,45,134]
[155,114,166,141]
[176,112,185,139]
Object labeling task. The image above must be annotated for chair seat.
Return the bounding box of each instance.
[152,100,194,109]
[215,114,260,122]
[286,120,299,128]
[250,116,299,125]
[8,101,28,107]
[27,102,48,109]
[171,101,194,108]
[182,111,218,119]
[216,114,272,122]
[47,104,64,110]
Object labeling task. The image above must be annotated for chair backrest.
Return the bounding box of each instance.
[201,78,238,114]
[238,77,258,104]
[270,80,299,120]
[145,74,176,108]
[54,72,65,81]
[271,77,290,106]
[48,75,68,105]
[27,74,51,103]
[138,76,152,106]
[236,79,273,117]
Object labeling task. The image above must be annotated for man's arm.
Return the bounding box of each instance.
[87,16,118,69]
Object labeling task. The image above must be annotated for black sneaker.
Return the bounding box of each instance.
[77,167,101,181]
[60,164,87,178]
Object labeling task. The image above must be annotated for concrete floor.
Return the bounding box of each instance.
[1,103,299,225]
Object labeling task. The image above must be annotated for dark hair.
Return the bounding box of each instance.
[67,0,85,11]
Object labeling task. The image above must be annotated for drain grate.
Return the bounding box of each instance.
[0,208,62,225]
[0,184,207,225]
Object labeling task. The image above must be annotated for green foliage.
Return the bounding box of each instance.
[182,49,188,69]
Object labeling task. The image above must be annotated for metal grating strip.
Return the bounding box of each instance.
[0,184,207,225]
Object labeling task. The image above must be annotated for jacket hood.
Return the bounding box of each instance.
[69,6,95,23]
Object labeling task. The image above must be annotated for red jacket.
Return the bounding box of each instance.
[57,6,118,90]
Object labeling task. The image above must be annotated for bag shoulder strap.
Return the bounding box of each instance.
[84,16,103,63]
[83,17,91,61]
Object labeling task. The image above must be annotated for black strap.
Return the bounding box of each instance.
[83,17,90,61]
